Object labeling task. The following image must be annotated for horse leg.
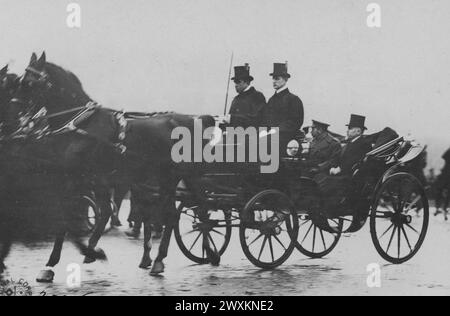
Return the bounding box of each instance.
[113,182,130,226]
[0,235,12,276]
[36,229,66,283]
[150,223,173,276]
[84,187,112,264]
[139,218,153,269]
[444,189,449,221]
[125,193,142,239]
[71,238,107,262]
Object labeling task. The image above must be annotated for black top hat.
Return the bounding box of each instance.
[312,120,330,130]
[270,62,291,78]
[231,64,254,82]
[346,114,367,130]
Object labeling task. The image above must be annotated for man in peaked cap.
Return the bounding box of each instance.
[227,64,266,128]
[260,62,304,152]
[305,120,341,176]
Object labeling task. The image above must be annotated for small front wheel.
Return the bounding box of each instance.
[240,190,299,269]
[175,202,232,264]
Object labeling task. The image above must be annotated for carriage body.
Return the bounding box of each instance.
[174,127,430,268]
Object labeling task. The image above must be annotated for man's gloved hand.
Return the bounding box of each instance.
[217,115,231,125]
[330,167,342,176]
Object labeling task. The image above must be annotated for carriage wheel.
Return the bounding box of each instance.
[296,214,342,259]
[175,202,232,264]
[82,195,100,232]
[240,190,299,269]
[370,173,429,264]
[82,195,114,234]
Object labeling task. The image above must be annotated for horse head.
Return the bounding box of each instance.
[5,52,92,133]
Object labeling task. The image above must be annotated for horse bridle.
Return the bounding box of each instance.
[25,66,49,83]
[3,66,129,154]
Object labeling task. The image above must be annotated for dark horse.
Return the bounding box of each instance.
[435,149,450,220]
[1,52,217,278]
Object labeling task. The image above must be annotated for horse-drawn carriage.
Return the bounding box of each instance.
[174,126,429,268]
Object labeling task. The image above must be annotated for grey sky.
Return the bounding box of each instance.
[1,0,449,170]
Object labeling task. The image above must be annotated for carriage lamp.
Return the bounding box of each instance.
[287,140,300,157]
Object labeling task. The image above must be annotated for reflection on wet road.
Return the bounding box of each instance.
[3,203,450,296]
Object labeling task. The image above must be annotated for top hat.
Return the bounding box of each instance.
[312,120,330,130]
[231,64,254,82]
[346,114,367,130]
[270,62,291,78]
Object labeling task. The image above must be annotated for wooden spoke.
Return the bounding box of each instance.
[189,232,203,252]
[258,236,268,261]
[248,233,264,248]
[401,226,413,252]
[386,226,397,254]
[268,237,275,262]
[379,223,394,240]
[273,235,288,251]
[319,228,327,251]
[300,222,314,245]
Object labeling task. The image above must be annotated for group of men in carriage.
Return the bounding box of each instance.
[125,61,381,236]
[225,63,374,208]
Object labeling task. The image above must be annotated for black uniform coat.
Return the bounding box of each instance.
[307,132,341,173]
[260,88,304,134]
[260,88,304,155]
[229,87,266,128]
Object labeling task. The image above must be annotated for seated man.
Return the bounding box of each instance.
[315,114,374,216]
[304,120,341,177]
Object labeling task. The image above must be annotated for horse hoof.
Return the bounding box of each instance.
[94,248,107,261]
[205,248,221,266]
[150,261,165,276]
[36,270,55,283]
[125,230,141,239]
[83,247,107,264]
[209,254,221,267]
[111,219,122,227]
[139,258,153,269]
[84,256,96,264]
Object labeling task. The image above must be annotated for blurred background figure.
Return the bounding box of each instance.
[434,148,450,220]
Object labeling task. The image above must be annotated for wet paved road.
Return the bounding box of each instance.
[2,201,450,296]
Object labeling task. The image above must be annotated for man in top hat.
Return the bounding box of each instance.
[260,62,304,151]
[329,114,372,176]
[305,120,341,175]
[225,64,266,128]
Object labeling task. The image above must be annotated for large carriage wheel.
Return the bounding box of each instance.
[240,190,299,269]
[175,202,232,264]
[370,173,429,264]
[296,214,342,259]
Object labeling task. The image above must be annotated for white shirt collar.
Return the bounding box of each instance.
[351,135,361,143]
[243,85,253,93]
[275,85,289,94]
